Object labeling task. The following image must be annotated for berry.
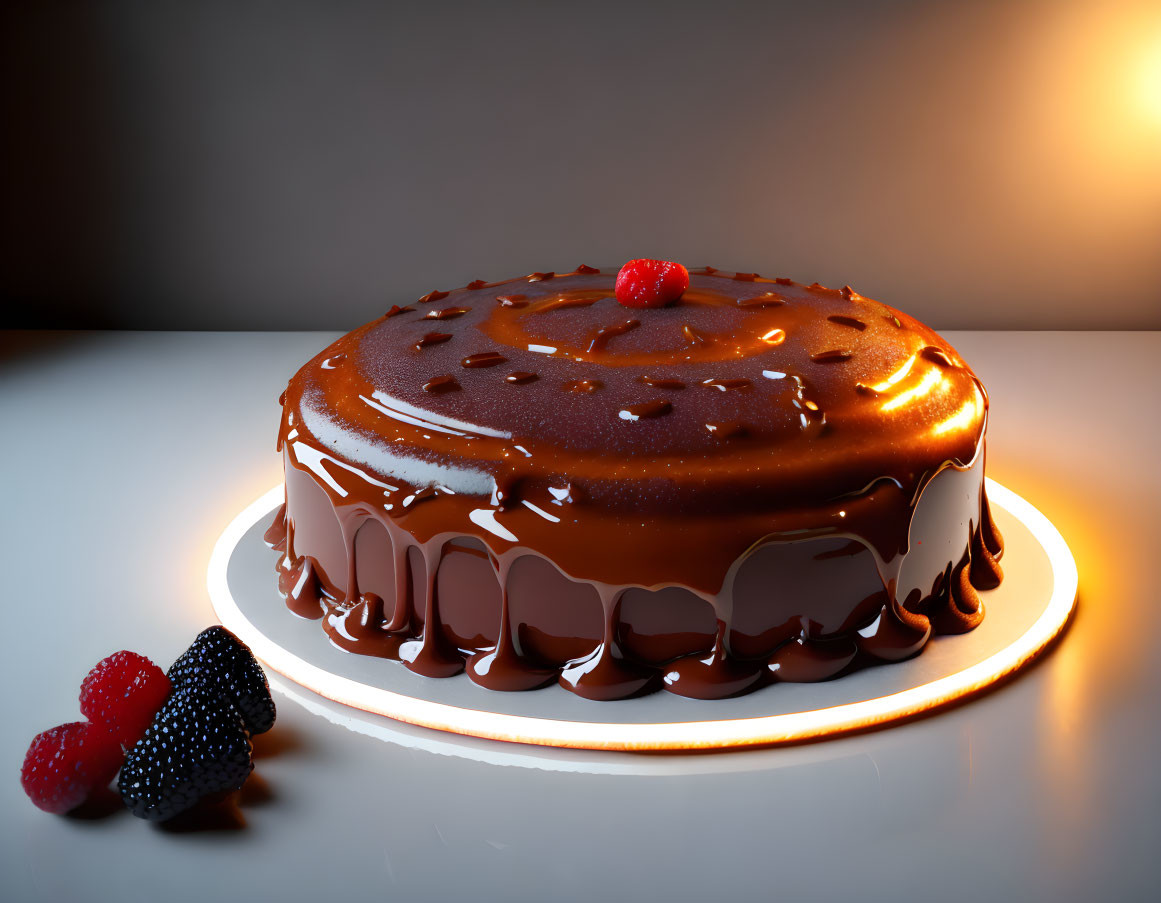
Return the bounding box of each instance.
[21,722,123,814]
[614,259,689,309]
[80,651,172,747]
[119,685,253,821]
[167,626,275,735]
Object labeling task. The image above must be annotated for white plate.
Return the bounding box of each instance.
[208,479,1076,751]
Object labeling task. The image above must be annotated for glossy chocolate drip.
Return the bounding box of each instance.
[769,636,858,682]
[399,543,465,678]
[270,267,1003,699]
[969,519,1004,590]
[856,602,932,662]
[662,621,765,699]
[279,544,325,619]
[943,560,985,633]
[467,555,555,692]
[385,519,413,631]
[263,504,287,552]
[558,589,658,700]
[326,592,399,654]
[981,490,1005,559]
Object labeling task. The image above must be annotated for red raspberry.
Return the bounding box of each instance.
[80,651,172,747]
[614,259,689,309]
[20,721,123,814]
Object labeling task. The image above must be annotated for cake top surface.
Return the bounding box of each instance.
[281,266,986,512]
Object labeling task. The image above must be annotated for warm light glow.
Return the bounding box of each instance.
[880,367,943,412]
[761,328,786,346]
[931,396,982,436]
[208,480,1077,752]
[1140,34,1161,124]
[871,354,917,393]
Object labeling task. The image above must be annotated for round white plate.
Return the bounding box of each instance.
[208,479,1076,751]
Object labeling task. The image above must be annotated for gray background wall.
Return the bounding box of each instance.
[2,0,1159,331]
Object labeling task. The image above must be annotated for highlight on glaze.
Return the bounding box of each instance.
[266,266,1004,700]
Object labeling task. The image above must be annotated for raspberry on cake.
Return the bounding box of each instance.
[265,264,1003,700]
[615,259,690,308]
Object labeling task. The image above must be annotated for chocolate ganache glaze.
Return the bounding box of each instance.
[265,266,1004,700]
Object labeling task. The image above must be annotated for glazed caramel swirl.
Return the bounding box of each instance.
[283,268,985,513]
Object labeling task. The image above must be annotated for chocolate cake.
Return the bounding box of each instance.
[264,264,1003,700]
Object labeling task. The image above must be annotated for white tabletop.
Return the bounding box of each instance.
[1,329,1157,902]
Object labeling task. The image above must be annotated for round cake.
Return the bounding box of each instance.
[265,264,1003,700]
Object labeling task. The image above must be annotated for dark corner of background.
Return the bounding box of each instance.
[2,0,1160,333]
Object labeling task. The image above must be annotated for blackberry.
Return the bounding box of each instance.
[168,626,275,735]
[119,685,253,821]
